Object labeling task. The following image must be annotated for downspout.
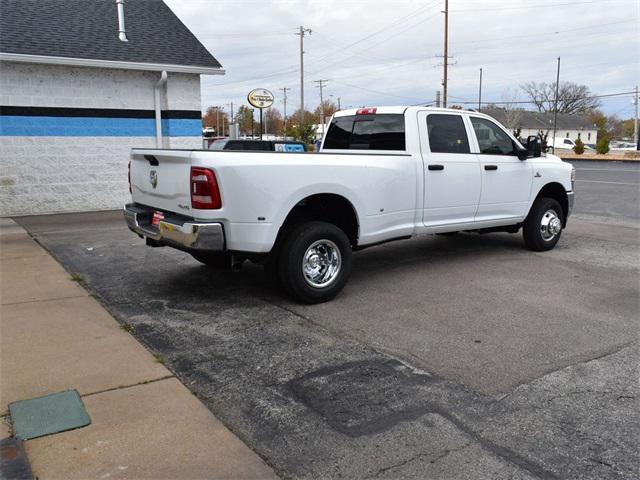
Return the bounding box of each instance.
[116,0,128,42]
[154,71,168,148]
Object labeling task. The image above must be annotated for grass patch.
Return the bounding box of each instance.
[120,323,134,333]
[153,354,166,365]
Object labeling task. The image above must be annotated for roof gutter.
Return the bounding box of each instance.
[0,52,225,75]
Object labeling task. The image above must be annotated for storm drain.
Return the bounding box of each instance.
[9,390,91,440]
[288,359,435,437]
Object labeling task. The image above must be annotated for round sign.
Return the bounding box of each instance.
[247,88,274,109]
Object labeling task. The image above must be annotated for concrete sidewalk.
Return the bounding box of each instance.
[0,218,277,479]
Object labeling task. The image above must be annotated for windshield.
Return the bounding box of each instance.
[323,114,406,151]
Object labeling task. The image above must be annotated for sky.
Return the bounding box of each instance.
[164,0,640,119]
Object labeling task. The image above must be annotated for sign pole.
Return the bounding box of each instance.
[259,108,263,140]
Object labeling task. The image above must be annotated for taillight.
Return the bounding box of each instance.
[190,167,221,209]
[128,161,131,193]
[356,107,377,115]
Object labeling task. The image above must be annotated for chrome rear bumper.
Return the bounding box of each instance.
[124,203,225,251]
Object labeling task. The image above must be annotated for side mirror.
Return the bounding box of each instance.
[526,135,542,158]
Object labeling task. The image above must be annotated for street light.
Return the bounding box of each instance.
[249,108,255,138]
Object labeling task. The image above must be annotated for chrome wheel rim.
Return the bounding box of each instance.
[540,209,562,241]
[302,239,341,288]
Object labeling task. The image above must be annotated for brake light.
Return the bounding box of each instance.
[190,167,221,209]
[128,161,131,193]
[356,107,377,115]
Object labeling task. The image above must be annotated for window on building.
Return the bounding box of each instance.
[566,132,570,138]
[588,133,591,140]
[426,114,470,154]
[470,117,517,155]
[578,133,581,139]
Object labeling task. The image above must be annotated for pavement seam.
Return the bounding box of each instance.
[80,375,176,398]
[496,341,638,403]
[1,294,88,307]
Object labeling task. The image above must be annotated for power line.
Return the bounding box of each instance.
[450,0,622,12]
[450,90,637,105]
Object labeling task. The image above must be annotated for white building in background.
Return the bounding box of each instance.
[482,108,598,145]
[0,0,224,216]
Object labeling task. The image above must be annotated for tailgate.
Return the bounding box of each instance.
[130,149,193,214]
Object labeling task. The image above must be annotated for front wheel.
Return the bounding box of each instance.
[522,197,564,251]
[278,221,352,304]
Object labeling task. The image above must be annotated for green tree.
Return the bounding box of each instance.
[285,123,317,144]
[573,138,585,155]
[236,105,255,136]
[596,137,610,154]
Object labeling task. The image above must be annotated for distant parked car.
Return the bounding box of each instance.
[552,138,576,150]
[610,141,637,151]
[209,139,306,152]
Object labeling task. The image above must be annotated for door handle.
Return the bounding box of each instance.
[484,165,498,171]
[428,164,445,171]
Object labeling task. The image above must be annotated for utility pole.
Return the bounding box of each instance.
[315,79,329,134]
[435,90,441,108]
[442,0,449,108]
[295,26,312,127]
[551,57,560,154]
[634,85,639,149]
[279,87,290,133]
[216,108,220,136]
[478,68,483,112]
[337,97,341,110]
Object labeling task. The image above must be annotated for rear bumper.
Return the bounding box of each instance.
[124,203,225,251]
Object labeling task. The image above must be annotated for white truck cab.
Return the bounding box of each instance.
[125,106,575,303]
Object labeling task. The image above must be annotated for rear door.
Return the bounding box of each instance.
[468,116,532,222]
[418,111,481,227]
[130,150,193,214]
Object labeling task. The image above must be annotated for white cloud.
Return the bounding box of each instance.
[165,0,640,117]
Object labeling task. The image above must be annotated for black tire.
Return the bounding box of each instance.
[190,251,232,269]
[277,221,352,304]
[523,197,564,251]
[436,232,459,236]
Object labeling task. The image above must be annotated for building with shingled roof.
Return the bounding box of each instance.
[0,0,224,215]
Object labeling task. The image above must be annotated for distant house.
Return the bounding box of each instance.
[482,108,598,145]
[0,0,224,216]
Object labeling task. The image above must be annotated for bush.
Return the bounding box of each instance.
[573,138,585,155]
[596,137,610,155]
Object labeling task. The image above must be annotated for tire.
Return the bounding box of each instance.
[277,221,352,304]
[522,197,564,251]
[190,251,232,269]
[436,232,459,236]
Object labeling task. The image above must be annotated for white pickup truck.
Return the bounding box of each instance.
[125,106,575,303]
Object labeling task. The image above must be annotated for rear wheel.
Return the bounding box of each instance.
[278,221,352,304]
[523,197,564,251]
[190,251,232,269]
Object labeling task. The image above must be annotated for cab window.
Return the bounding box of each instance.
[470,117,517,155]
[426,114,470,153]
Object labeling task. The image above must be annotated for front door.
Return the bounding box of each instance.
[468,116,533,222]
[418,112,481,228]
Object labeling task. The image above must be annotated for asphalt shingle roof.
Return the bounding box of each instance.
[482,108,595,130]
[0,0,222,69]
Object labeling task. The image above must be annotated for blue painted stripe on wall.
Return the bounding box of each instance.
[0,116,201,137]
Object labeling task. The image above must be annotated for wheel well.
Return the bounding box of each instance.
[276,194,359,247]
[536,182,568,225]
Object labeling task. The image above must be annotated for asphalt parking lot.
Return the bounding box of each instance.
[16,160,639,479]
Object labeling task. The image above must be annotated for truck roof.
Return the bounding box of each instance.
[333,106,482,117]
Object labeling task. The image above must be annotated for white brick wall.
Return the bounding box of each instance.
[1,62,203,216]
